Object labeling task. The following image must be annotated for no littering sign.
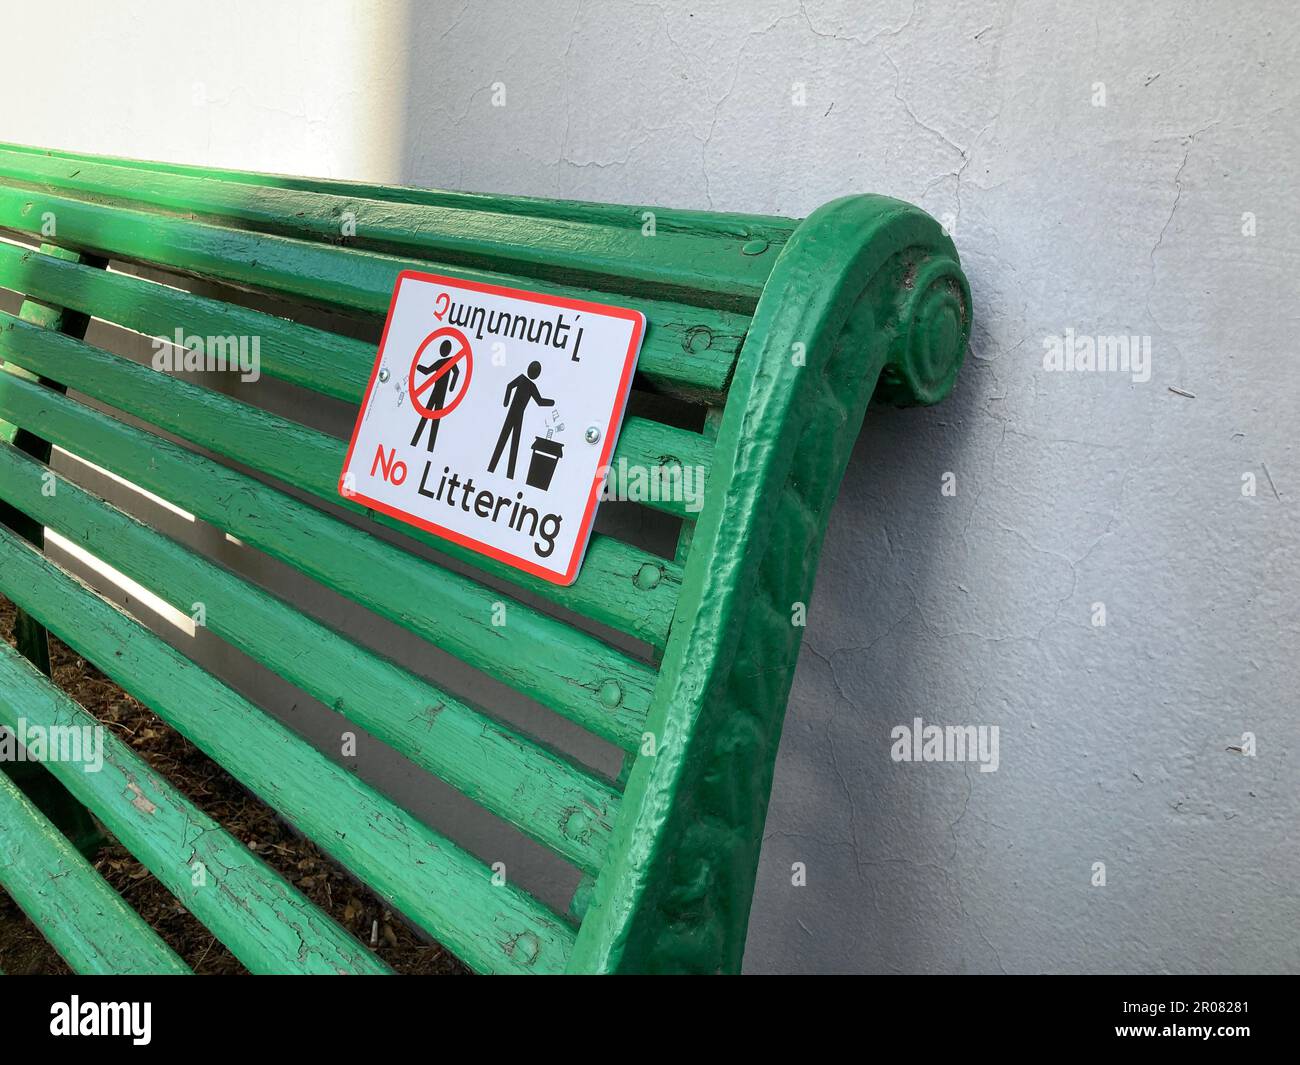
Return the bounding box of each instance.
[339,271,646,585]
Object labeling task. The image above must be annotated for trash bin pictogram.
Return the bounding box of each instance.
[526,437,564,490]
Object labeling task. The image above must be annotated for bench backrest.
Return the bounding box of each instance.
[0,143,970,973]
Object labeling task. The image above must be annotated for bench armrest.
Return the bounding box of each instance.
[571,195,972,973]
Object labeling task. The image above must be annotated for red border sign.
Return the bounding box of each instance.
[337,270,645,586]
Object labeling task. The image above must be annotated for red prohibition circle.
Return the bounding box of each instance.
[408,326,472,420]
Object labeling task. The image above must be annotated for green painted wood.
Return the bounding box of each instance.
[0,437,626,863]
[0,641,389,974]
[572,196,971,973]
[0,146,973,973]
[0,148,781,313]
[0,374,654,765]
[0,238,374,401]
[0,244,713,519]
[1,245,83,673]
[0,190,747,401]
[0,241,104,856]
[0,525,577,974]
[0,141,800,242]
[0,769,191,975]
[0,313,681,647]
[0,237,739,405]
[671,406,724,567]
[604,417,712,519]
[1,243,102,643]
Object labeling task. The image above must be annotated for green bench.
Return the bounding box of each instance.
[0,143,970,974]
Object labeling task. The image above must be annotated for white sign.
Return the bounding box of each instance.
[339,270,645,585]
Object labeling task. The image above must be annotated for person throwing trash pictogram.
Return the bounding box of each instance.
[410,338,462,452]
[489,361,554,479]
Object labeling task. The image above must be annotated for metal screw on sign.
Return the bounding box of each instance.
[378,368,390,383]
[585,426,601,444]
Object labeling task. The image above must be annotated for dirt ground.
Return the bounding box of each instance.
[0,596,467,975]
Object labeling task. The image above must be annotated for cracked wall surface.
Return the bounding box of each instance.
[3,0,1297,973]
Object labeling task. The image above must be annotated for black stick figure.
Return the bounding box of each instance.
[489,360,554,479]
[410,339,461,453]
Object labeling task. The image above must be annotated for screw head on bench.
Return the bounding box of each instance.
[634,562,662,591]
[684,325,713,353]
[584,425,601,444]
[599,680,623,708]
[741,238,769,255]
[563,808,591,841]
[504,930,541,966]
[378,368,390,383]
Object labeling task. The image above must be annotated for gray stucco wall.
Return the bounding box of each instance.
[2,0,1296,972]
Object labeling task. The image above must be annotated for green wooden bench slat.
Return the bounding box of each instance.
[0,238,375,402]
[0,768,191,975]
[0,189,746,401]
[611,418,712,517]
[0,312,681,649]
[0,147,779,313]
[0,235,738,405]
[0,372,655,763]
[0,642,390,974]
[0,438,627,868]
[0,525,577,974]
[0,140,800,245]
[0,243,713,520]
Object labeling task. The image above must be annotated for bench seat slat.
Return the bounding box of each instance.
[0,438,627,869]
[0,238,738,405]
[0,141,801,240]
[0,190,748,401]
[0,767,191,975]
[0,641,390,974]
[0,148,783,312]
[0,314,681,648]
[0,238,375,402]
[0,247,711,520]
[0,245,713,518]
[0,369,656,745]
[0,374,655,760]
[0,526,577,974]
